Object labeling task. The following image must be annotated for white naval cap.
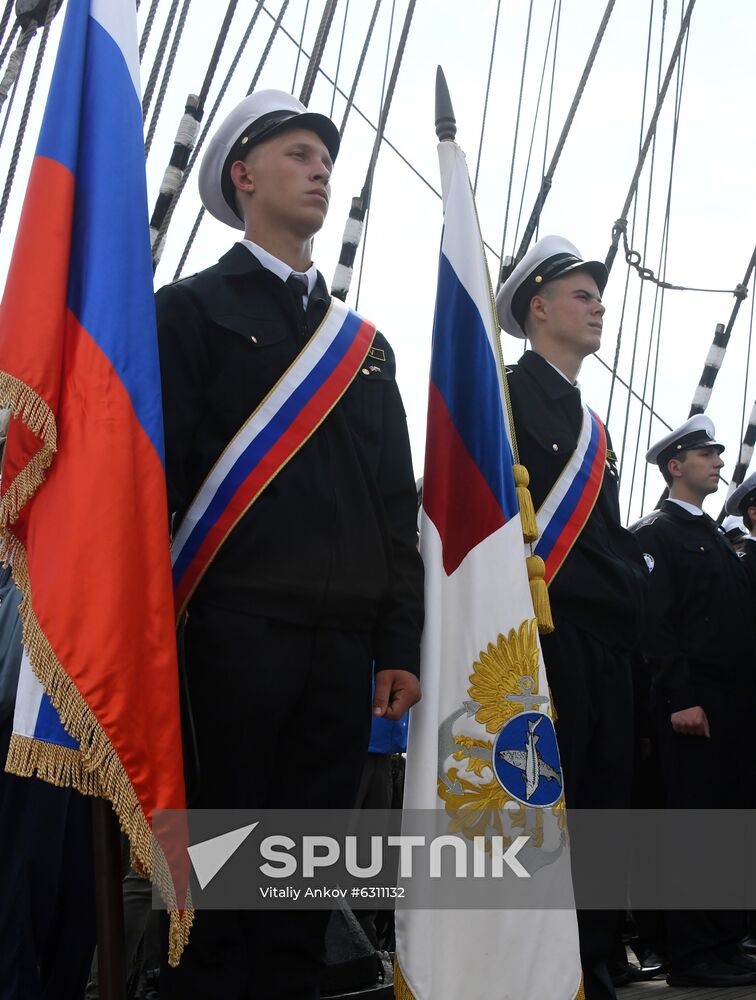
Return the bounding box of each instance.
[198,89,340,230]
[722,514,747,542]
[725,470,756,516]
[495,235,608,338]
[645,414,724,468]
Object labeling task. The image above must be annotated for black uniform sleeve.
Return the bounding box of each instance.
[155,281,210,524]
[631,519,700,712]
[372,341,424,676]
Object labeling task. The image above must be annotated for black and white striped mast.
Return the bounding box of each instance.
[149,1,241,266]
[688,245,756,417]
[709,244,756,522]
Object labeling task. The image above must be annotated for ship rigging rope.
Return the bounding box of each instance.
[291,0,311,94]
[168,0,287,277]
[537,0,562,241]
[328,0,350,118]
[740,277,756,447]
[248,1,290,96]
[196,1,239,111]
[139,0,162,60]
[604,0,696,274]
[142,0,180,121]
[716,295,756,523]
[617,0,675,491]
[0,21,34,115]
[497,0,535,267]
[144,0,192,158]
[299,0,339,105]
[511,0,614,275]
[0,0,59,235]
[686,244,756,417]
[353,0,397,310]
[0,0,14,63]
[606,0,663,426]
[0,39,21,150]
[338,0,417,307]
[338,0,381,136]
[0,19,19,80]
[148,0,239,263]
[635,8,692,517]
[511,0,562,255]
[473,0,502,195]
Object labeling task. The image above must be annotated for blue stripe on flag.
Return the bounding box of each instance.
[34,692,79,749]
[62,16,165,464]
[431,252,517,521]
[35,0,88,175]
[172,310,363,585]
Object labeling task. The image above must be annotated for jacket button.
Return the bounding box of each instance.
[362,368,370,375]
[552,443,558,451]
[250,335,258,344]
[699,546,704,551]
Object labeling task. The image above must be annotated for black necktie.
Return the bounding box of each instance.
[286,273,308,331]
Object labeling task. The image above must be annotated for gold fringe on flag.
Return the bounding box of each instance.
[0,375,193,965]
[6,733,100,793]
[527,554,554,634]
[0,373,57,532]
[513,463,539,543]
[575,976,586,999]
[393,958,418,1000]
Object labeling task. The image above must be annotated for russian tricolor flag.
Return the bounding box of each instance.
[0,0,190,960]
[394,140,581,1000]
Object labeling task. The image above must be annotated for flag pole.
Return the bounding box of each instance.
[434,65,456,143]
[435,65,549,627]
[92,799,126,1000]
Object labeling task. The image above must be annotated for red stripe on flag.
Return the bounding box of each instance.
[423,381,505,575]
[0,157,74,433]
[174,319,375,613]
[11,310,184,820]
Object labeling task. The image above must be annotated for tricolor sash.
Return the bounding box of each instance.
[533,405,607,584]
[171,298,376,617]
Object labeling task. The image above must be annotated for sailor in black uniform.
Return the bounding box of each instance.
[631,415,756,989]
[725,470,756,591]
[496,236,648,1000]
[156,90,423,999]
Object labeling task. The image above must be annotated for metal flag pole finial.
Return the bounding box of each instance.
[435,65,456,142]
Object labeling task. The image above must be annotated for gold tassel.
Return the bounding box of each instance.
[527,554,554,634]
[513,464,539,543]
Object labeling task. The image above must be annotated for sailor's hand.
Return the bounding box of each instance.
[373,669,421,720]
[670,706,710,738]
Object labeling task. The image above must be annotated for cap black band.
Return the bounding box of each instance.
[656,431,723,469]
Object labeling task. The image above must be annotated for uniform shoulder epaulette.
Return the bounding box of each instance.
[631,510,662,530]
[166,272,199,286]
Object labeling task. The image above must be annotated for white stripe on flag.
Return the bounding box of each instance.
[12,649,46,740]
[91,0,141,99]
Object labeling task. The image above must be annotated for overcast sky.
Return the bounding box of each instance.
[1,0,754,522]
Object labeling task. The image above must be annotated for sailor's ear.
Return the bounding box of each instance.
[230,158,255,195]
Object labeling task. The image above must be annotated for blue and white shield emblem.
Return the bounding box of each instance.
[493,710,563,807]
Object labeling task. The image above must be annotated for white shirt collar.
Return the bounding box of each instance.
[240,239,317,300]
[544,358,580,389]
[668,498,704,517]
